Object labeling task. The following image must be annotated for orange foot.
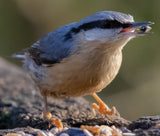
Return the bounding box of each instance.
[44,111,63,128]
[43,96,63,128]
[92,93,120,117]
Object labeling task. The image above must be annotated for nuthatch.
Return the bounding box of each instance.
[15,11,153,128]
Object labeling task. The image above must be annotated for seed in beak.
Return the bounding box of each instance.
[139,25,152,33]
[120,22,154,34]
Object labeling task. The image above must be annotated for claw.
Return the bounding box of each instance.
[43,111,63,128]
[43,96,63,128]
[92,93,120,117]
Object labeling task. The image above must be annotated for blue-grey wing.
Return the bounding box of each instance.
[27,22,77,66]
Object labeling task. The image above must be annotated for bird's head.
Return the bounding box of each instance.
[72,11,153,49]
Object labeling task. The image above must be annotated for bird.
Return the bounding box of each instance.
[14,11,153,128]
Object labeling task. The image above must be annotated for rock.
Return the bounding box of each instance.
[0,58,160,136]
[128,116,160,136]
[0,58,129,135]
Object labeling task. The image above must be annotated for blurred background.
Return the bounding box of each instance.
[0,0,160,121]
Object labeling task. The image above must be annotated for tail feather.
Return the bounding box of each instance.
[12,54,25,59]
[12,48,29,59]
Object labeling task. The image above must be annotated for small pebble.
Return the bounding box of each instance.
[123,132,136,136]
[17,131,25,135]
[83,129,93,136]
[50,127,59,134]
[45,131,54,136]
[156,123,160,128]
[112,128,122,136]
[122,128,132,133]
[37,131,47,136]
[4,133,22,136]
[37,133,46,136]
[25,115,30,120]
[59,133,69,136]
[24,134,33,136]
[100,126,112,134]
[58,128,63,133]
[63,127,68,131]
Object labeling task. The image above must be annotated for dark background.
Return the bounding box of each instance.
[0,0,160,120]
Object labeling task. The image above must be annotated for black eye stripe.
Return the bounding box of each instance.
[64,20,132,41]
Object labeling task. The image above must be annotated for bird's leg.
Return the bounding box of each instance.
[92,93,120,117]
[43,96,63,128]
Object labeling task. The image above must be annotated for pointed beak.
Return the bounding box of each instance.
[120,21,154,34]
